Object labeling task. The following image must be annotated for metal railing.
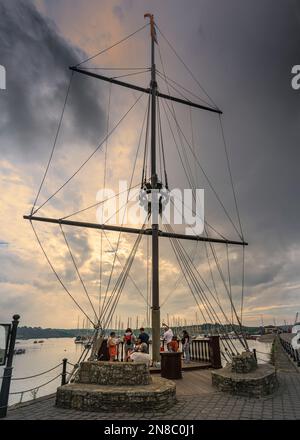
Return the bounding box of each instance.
[279,335,300,367]
[0,358,74,408]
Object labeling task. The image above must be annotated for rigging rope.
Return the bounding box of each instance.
[106,221,148,328]
[100,216,148,329]
[162,98,243,241]
[218,115,244,240]
[99,83,112,320]
[160,239,199,308]
[156,69,213,108]
[30,221,94,326]
[204,232,249,350]
[146,234,151,327]
[157,70,208,108]
[156,54,242,242]
[75,23,149,67]
[189,107,198,190]
[155,24,219,110]
[157,98,169,188]
[240,245,246,325]
[80,67,149,70]
[59,182,141,220]
[102,229,150,307]
[164,218,245,349]
[163,221,238,356]
[226,243,234,325]
[32,93,144,216]
[99,100,149,319]
[141,95,151,185]
[156,46,241,241]
[111,69,150,80]
[31,72,74,215]
[218,114,247,325]
[158,93,199,307]
[59,224,98,321]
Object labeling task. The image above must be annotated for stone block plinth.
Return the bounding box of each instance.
[231,351,257,373]
[56,361,176,412]
[211,364,277,398]
[56,377,176,412]
[74,361,151,386]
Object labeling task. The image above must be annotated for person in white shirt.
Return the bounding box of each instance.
[162,323,174,351]
[129,343,151,367]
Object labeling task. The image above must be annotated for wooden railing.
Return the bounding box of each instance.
[189,338,210,362]
[279,334,300,367]
[190,336,222,368]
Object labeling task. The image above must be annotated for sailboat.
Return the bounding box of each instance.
[24,13,250,371]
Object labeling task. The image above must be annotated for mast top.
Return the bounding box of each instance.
[144,13,157,43]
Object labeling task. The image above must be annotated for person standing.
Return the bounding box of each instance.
[169,335,179,352]
[181,330,190,363]
[138,327,150,352]
[123,328,136,361]
[162,323,173,352]
[108,332,119,362]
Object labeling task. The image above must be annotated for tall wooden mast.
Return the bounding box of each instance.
[144,13,160,362]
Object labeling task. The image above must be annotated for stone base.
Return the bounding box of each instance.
[211,364,277,398]
[56,376,176,412]
[231,351,257,373]
[74,361,151,386]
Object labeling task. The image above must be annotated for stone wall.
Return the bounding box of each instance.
[56,378,176,412]
[74,361,152,386]
[56,360,176,412]
[231,352,257,373]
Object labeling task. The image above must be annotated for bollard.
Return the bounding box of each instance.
[0,315,20,418]
[253,348,257,361]
[61,358,68,386]
[209,336,222,369]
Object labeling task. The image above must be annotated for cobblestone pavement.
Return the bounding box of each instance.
[5,339,300,420]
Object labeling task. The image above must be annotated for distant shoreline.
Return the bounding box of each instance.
[16,324,264,340]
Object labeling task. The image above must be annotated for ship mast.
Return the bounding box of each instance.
[145,13,160,362]
[24,13,250,362]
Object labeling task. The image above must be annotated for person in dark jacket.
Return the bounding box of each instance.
[138,327,149,353]
[123,327,136,361]
[181,330,190,363]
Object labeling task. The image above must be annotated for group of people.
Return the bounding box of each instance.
[107,327,151,366]
[106,324,191,365]
[162,324,190,363]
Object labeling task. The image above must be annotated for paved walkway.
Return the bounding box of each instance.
[5,339,300,420]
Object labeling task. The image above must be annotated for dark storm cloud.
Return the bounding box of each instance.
[165,0,300,311]
[131,0,300,322]
[0,0,105,162]
[187,0,300,247]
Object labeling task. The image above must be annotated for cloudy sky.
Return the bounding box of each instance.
[0,0,299,329]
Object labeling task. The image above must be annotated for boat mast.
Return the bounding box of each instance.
[145,13,160,362]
